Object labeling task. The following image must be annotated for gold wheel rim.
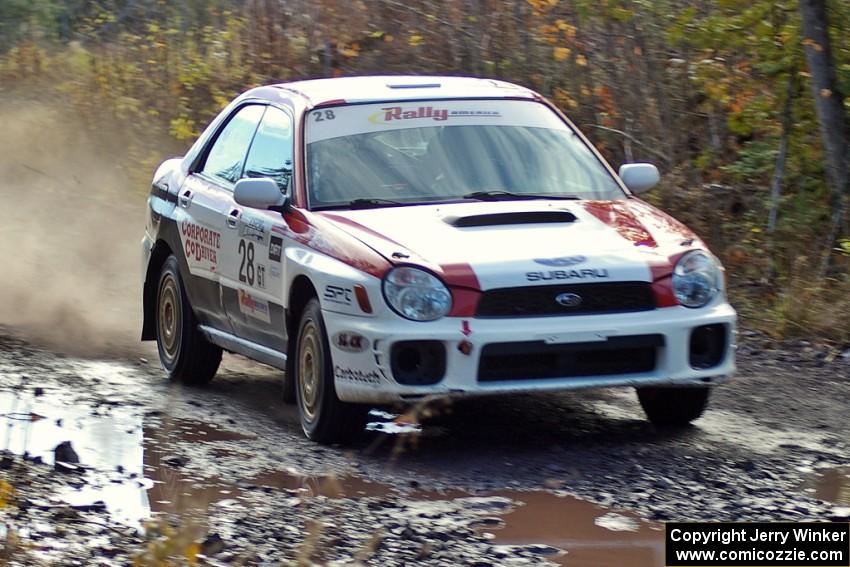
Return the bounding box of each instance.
[158,275,180,363]
[298,320,321,423]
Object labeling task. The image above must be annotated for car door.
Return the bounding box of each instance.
[178,104,266,334]
[221,105,294,352]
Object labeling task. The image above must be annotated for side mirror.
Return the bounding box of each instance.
[618,163,660,194]
[234,178,288,210]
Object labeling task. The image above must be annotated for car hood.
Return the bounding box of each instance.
[315,199,701,290]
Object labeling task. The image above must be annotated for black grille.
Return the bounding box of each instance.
[476,282,655,318]
[478,335,662,382]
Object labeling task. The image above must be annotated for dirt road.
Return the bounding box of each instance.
[1,330,848,566]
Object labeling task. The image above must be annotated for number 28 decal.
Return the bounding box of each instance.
[238,239,255,286]
[313,110,335,122]
[239,239,266,289]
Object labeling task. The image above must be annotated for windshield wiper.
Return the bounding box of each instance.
[347,198,405,209]
[462,191,581,202]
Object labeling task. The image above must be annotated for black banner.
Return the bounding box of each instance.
[666,522,849,566]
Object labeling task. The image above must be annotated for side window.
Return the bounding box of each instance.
[201,105,265,184]
[242,106,294,192]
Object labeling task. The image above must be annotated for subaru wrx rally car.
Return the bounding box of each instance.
[142,76,736,443]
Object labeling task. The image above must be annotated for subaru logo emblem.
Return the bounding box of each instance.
[555,292,582,308]
[534,255,586,267]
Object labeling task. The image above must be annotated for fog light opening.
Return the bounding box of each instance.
[397,346,422,374]
[390,341,447,386]
[689,324,727,370]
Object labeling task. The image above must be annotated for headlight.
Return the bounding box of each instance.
[382,266,452,321]
[672,250,721,308]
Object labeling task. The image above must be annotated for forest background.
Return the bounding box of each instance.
[1,0,849,340]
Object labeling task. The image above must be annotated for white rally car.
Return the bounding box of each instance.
[141,76,736,443]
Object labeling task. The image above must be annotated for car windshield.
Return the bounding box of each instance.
[305,99,624,209]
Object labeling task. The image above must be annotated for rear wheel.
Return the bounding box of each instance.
[155,255,221,385]
[294,299,364,444]
[636,386,711,427]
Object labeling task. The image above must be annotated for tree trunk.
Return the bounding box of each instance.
[768,74,796,233]
[798,0,850,273]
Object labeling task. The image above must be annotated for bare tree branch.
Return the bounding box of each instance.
[581,124,671,165]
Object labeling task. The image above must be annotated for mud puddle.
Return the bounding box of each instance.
[0,389,394,523]
[0,390,143,471]
[1,388,664,564]
[0,390,256,524]
[805,467,850,506]
[247,469,391,498]
[407,483,661,565]
[483,490,662,566]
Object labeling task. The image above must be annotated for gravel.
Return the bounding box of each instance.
[0,329,848,565]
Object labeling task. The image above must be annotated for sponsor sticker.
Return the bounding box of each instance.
[270,264,281,279]
[181,221,221,267]
[332,332,369,353]
[256,264,266,289]
[306,99,568,144]
[240,214,268,244]
[269,235,283,263]
[334,366,380,385]
[324,285,353,306]
[367,106,502,125]
[238,289,271,323]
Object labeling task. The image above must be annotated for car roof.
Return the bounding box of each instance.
[263,75,540,106]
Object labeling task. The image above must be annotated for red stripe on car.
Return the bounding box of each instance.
[271,209,392,279]
[649,251,691,308]
[580,200,657,248]
[441,262,482,317]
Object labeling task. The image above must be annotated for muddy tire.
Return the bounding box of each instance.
[155,255,221,385]
[294,298,364,444]
[636,386,711,427]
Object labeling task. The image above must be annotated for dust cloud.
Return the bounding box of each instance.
[0,95,161,357]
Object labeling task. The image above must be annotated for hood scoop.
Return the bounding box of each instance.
[443,210,577,228]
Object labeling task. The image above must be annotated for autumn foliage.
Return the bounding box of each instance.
[1,0,848,339]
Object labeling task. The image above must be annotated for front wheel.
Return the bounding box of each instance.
[636,386,711,428]
[294,299,364,444]
[155,255,222,385]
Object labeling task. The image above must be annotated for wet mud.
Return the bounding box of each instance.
[484,491,662,567]
[1,331,849,565]
[807,467,850,507]
[1,378,667,564]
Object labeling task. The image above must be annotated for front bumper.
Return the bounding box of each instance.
[324,303,737,404]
